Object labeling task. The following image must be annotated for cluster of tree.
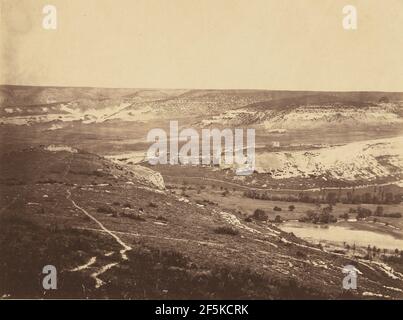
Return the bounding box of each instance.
[251,209,268,221]
[243,190,299,202]
[348,206,402,220]
[246,209,284,223]
[364,246,402,260]
[382,250,403,264]
[243,190,402,205]
[342,191,401,205]
[299,206,337,224]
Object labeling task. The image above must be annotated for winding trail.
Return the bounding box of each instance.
[163,175,402,192]
[66,189,132,287]
[70,256,97,272]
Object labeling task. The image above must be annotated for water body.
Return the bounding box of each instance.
[279,221,403,251]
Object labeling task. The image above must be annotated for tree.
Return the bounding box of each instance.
[252,209,268,221]
[379,96,389,103]
[363,192,372,203]
[322,205,333,215]
[375,206,384,217]
[274,215,282,223]
[326,192,337,205]
[288,205,295,211]
[385,193,394,204]
[340,213,349,221]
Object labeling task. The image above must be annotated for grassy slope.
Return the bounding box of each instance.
[1,147,403,299]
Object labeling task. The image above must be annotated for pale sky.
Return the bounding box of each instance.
[1,0,403,91]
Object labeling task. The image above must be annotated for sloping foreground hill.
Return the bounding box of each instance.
[1,146,403,299]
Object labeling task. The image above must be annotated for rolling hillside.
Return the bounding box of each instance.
[1,146,403,298]
[201,94,403,129]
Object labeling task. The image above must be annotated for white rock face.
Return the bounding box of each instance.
[201,104,403,129]
[105,151,146,164]
[262,105,403,129]
[255,136,403,181]
[45,145,78,153]
[127,165,165,190]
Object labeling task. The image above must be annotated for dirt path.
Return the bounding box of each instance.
[66,189,132,287]
[163,175,402,192]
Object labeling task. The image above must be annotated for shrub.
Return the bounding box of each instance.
[288,205,295,211]
[213,226,239,236]
[273,206,282,211]
[148,202,158,208]
[339,213,349,220]
[384,212,402,218]
[319,212,337,224]
[122,212,145,221]
[274,215,282,223]
[252,209,268,221]
[296,251,307,258]
[129,214,146,221]
[374,206,384,216]
[96,205,115,214]
[357,207,372,216]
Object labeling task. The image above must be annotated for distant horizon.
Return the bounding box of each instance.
[1,83,403,94]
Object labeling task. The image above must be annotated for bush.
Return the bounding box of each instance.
[122,212,145,221]
[301,210,336,224]
[274,215,282,223]
[357,207,372,216]
[288,205,295,211]
[213,226,239,236]
[148,202,158,208]
[319,212,337,224]
[129,214,146,221]
[374,206,384,216]
[252,209,268,221]
[273,206,282,211]
[339,213,349,220]
[296,251,307,258]
[96,205,115,214]
[384,212,402,218]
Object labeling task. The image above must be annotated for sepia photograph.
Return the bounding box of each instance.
[1,0,403,304]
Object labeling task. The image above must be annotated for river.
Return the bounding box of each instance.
[279,221,403,251]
